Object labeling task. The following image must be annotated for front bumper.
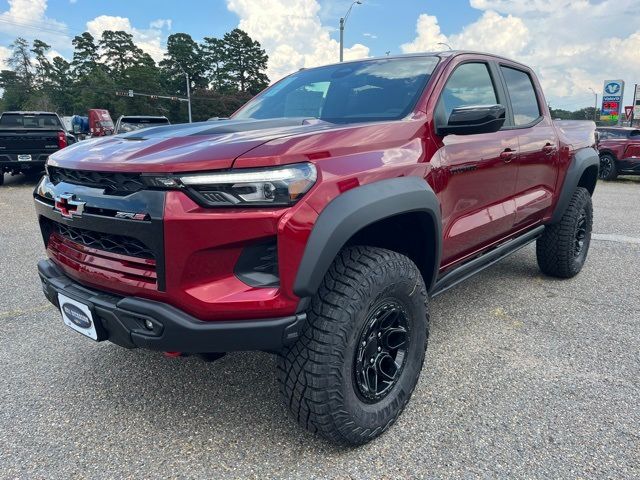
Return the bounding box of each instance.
[39,259,306,353]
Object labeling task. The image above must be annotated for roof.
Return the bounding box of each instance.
[314,50,530,70]
[2,111,58,115]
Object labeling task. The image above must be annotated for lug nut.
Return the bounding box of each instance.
[378,347,381,352]
[144,319,154,330]
[370,358,374,364]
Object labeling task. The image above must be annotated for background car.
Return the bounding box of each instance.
[596,127,640,180]
[115,115,171,134]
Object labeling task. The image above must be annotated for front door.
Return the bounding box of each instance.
[432,61,520,268]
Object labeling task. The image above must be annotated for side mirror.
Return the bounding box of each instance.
[437,104,506,136]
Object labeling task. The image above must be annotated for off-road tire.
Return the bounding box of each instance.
[536,187,592,278]
[599,153,617,180]
[277,246,429,446]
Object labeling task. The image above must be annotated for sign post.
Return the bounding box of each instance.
[624,106,633,123]
[600,79,625,124]
[633,84,640,126]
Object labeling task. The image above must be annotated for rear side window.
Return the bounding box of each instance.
[500,66,541,126]
[438,63,498,123]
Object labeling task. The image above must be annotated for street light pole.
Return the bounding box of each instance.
[589,87,598,122]
[339,1,362,62]
[185,72,192,123]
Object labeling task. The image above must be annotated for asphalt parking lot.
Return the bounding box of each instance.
[1,174,638,479]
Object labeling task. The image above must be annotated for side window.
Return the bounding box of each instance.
[438,63,498,124]
[500,66,541,126]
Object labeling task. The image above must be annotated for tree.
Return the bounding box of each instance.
[221,29,269,94]
[160,33,207,95]
[49,56,74,115]
[31,40,52,87]
[202,36,229,90]
[0,70,27,110]
[0,28,270,123]
[99,30,146,76]
[7,37,34,91]
[71,32,100,76]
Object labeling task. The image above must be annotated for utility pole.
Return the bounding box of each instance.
[185,72,192,123]
[589,87,598,122]
[339,1,362,62]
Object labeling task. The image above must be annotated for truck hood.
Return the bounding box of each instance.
[47,118,338,173]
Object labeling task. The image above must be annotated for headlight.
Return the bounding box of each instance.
[144,163,317,207]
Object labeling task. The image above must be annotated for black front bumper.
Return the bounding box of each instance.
[38,259,306,353]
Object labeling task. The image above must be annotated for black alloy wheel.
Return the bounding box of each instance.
[354,300,410,403]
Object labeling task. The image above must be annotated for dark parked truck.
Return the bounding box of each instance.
[33,52,599,445]
[0,111,73,185]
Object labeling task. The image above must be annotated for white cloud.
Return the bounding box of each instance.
[0,46,11,70]
[150,19,172,30]
[0,0,70,51]
[363,33,377,39]
[226,0,370,81]
[402,1,640,110]
[401,14,448,53]
[86,15,170,62]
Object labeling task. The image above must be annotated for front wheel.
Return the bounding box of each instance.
[277,246,429,445]
[536,187,593,278]
[599,153,617,180]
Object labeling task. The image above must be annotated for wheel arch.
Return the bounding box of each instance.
[550,147,599,224]
[293,177,442,298]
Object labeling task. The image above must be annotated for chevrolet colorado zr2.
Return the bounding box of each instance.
[34,51,598,446]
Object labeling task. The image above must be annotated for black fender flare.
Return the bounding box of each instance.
[293,176,442,298]
[550,147,599,224]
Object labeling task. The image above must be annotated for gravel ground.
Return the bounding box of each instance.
[0,174,638,479]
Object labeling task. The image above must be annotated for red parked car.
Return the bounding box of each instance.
[596,127,640,180]
[33,51,598,445]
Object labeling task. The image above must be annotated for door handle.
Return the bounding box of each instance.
[500,148,516,163]
[543,143,556,156]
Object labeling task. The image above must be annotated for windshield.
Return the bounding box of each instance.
[117,118,169,133]
[234,56,439,124]
[0,113,63,129]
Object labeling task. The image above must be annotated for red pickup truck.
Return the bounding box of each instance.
[34,51,598,445]
[596,127,640,180]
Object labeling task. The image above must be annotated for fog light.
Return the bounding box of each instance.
[144,319,154,330]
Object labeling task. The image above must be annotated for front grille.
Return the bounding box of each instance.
[48,167,145,195]
[55,223,154,259]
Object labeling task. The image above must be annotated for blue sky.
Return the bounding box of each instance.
[1,0,639,110]
[13,0,482,57]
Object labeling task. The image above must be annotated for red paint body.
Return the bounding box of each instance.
[42,52,595,322]
[596,127,640,175]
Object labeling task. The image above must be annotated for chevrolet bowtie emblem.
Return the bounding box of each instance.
[54,193,85,219]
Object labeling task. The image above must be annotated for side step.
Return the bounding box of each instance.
[430,225,545,298]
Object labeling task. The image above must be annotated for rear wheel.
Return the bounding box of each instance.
[277,246,429,445]
[599,153,617,180]
[536,187,592,278]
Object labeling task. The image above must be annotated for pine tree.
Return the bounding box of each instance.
[7,37,34,92]
[71,32,100,76]
[221,29,269,94]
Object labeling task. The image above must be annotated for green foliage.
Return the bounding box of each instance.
[202,29,269,94]
[1,29,270,122]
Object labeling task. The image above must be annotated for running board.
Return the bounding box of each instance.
[430,225,545,298]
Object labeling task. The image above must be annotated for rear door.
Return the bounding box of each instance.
[497,65,559,227]
[432,59,521,268]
